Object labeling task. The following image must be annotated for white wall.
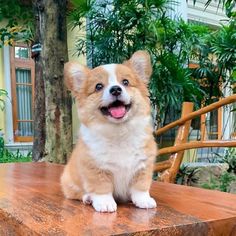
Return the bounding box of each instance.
[168,0,188,21]
[3,46,14,143]
[187,0,228,26]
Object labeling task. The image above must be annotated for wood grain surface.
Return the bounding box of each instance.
[0,162,236,236]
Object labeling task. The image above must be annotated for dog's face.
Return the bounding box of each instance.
[64,51,152,126]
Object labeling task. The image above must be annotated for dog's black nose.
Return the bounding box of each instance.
[110,85,122,96]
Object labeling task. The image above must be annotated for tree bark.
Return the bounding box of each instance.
[32,0,46,161]
[32,0,72,163]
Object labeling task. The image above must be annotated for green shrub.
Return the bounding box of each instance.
[220,148,236,174]
[201,171,236,192]
[0,89,8,111]
[201,176,219,191]
[70,0,206,127]
[176,165,199,186]
[0,136,32,163]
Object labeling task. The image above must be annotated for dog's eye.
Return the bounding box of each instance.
[122,79,129,86]
[95,83,104,92]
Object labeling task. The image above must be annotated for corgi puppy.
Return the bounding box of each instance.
[61,51,157,212]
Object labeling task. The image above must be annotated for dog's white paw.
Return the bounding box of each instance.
[82,194,92,204]
[133,196,157,209]
[91,193,117,212]
[131,189,157,209]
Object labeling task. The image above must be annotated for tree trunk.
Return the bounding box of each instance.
[32,0,72,163]
[32,0,46,161]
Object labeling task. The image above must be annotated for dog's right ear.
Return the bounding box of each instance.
[64,62,90,93]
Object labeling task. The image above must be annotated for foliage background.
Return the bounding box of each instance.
[70,0,236,128]
[0,0,235,129]
[0,0,33,46]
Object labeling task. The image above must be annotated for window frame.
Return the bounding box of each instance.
[10,43,35,142]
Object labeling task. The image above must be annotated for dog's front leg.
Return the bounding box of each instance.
[85,192,117,213]
[130,165,157,209]
[82,169,117,212]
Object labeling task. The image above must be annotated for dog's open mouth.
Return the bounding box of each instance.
[100,100,131,119]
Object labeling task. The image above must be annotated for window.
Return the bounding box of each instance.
[10,44,35,142]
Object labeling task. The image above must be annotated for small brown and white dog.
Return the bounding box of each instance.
[61,51,157,212]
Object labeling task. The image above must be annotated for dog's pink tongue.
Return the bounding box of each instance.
[109,106,126,118]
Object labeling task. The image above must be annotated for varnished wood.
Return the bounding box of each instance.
[14,136,33,142]
[156,94,236,136]
[159,102,194,183]
[153,160,172,172]
[217,100,223,139]
[0,163,236,236]
[159,140,236,156]
[200,112,207,140]
[15,82,32,86]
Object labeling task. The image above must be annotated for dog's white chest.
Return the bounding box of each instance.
[99,139,146,201]
[80,119,149,200]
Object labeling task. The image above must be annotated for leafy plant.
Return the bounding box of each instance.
[70,0,206,127]
[197,148,236,192]
[219,171,236,192]
[201,176,220,190]
[201,171,236,192]
[0,0,34,47]
[220,148,236,174]
[0,136,32,163]
[176,165,199,186]
[192,0,236,102]
[0,88,8,111]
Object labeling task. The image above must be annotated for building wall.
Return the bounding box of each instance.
[67,26,86,143]
[0,22,7,136]
[168,0,187,21]
[187,0,227,26]
[169,0,227,26]
[0,48,5,134]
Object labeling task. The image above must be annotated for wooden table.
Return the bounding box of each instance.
[0,163,236,236]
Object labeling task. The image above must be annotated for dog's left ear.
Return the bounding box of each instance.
[124,50,152,83]
[64,62,90,95]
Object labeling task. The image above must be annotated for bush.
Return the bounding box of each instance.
[0,89,8,110]
[70,0,236,129]
[220,148,236,174]
[201,171,236,192]
[176,165,199,186]
[0,137,32,163]
[70,0,206,127]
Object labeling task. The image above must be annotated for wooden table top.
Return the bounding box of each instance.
[0,162,236,236]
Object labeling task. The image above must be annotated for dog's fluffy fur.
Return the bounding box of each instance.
[61,51,157,212]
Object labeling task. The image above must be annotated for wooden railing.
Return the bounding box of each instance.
[155,94,236,183]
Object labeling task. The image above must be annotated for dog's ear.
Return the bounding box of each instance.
[124,51,152,83]
[64,62,90,93]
